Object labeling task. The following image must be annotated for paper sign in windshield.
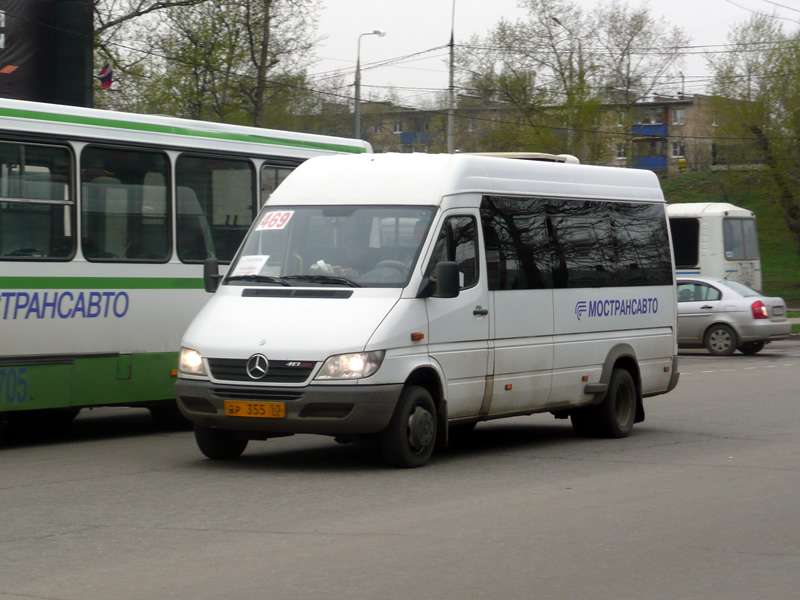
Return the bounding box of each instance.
[256,210,294,231]
[232,255,269,277]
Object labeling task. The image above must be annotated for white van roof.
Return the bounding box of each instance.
[270,153,665,206]
[667,202,755,218]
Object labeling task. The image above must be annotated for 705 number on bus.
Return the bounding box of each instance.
[1,367,29,404]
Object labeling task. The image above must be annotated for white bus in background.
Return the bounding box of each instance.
[177,153,680,468]
[667,202,762,291]
[0,98,371,439]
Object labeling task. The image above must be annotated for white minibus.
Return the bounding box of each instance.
[667,202,761,290]
[177,153,680,467]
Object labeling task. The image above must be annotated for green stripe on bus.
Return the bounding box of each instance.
[0,106,368,154]
[0,277,204,290]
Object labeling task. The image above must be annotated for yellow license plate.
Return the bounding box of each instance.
[224,400,285,418]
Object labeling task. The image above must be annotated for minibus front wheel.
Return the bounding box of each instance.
[194,426,248,460]
[381,385,437,468]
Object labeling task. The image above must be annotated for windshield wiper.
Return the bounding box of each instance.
[225,274,292,286]
[282,275,361,287]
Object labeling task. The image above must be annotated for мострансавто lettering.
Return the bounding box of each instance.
[0,291,129,320]
[575,298,658,321]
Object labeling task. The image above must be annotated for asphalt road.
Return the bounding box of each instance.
[1,339,799,600]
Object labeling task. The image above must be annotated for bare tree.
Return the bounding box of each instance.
[455,0,688,162]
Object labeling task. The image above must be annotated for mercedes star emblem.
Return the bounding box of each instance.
[246,353,269,380]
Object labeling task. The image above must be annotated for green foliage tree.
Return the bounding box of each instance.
[710,14,800,255]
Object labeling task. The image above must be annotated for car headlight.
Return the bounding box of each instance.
[315,351,385,380]
[179,347,207,376]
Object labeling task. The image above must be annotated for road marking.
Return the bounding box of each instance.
[677,359,798,377]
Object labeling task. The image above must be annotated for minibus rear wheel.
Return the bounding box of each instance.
[194,426,248,460]
[595,368,636,438]
[571,368,635,438]
[381,385,437,468]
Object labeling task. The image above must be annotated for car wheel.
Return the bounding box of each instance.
[194,426,248,460]
[381,385,436,468]
[704,324,738,356]
[738,341,765,355]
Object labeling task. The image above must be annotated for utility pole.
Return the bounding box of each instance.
[447,0,456,153]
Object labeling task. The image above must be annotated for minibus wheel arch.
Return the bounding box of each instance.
[598,347,643,423]
[404,367,447,447]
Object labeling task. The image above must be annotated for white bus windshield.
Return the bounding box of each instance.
[227,205,436,288]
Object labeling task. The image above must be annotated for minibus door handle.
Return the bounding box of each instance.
[473,306,489,316]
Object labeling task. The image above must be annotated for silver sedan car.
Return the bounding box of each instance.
[677,276,792,355]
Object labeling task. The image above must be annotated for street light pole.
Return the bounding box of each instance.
[354,29,386,140]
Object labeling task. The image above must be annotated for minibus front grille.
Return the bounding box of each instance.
[207,358,315,383]
[210,388,305,402]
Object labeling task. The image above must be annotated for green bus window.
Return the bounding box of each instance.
[0,141,74,260]
[177,155,254,263]
[260,165,294,205]
[80,146,169,262]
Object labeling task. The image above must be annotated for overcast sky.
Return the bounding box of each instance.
[309,0,800,106]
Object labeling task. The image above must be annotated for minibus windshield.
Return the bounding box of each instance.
[226,205,436,288]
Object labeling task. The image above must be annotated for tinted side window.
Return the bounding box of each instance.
[548,200,614,288]
[481,196,672,289]
[610,202,673,286]
[480,196,551,290]
[669,217,699,267]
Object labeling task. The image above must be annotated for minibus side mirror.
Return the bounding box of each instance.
[203,257,222,293]
[433,261,460,298]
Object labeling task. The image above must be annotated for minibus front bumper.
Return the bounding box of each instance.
[176,379,402,436]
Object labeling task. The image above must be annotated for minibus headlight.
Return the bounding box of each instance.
[316,351,385,380]
[179,347,207,376]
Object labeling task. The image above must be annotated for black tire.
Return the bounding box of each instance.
[738,341,765,355]
[595,368,636,438]
[704,324,738,356]
[381,385,437,468]
[194,426,248,460]
[571,368,636,438]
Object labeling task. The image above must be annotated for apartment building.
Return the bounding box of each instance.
[311,94,719,174]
